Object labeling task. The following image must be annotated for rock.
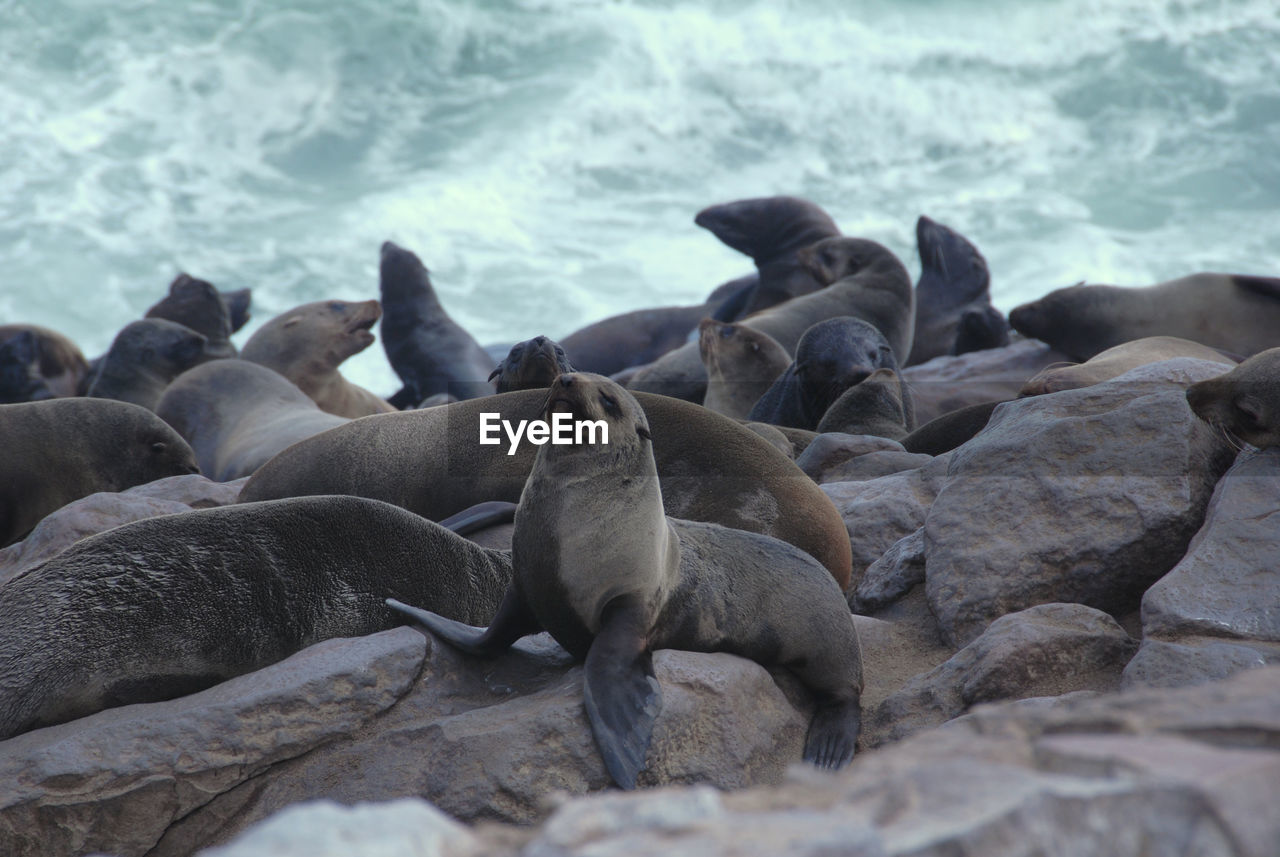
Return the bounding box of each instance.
[923,359,1237,646]
[865,604,1137,747]
[195,799,480,857]
[796,433,932,484]
[124,473,247,507]
[1125,448,1280,689]
[902,338,1068,425]
[823,454,951,591]
[0,629,426,857]
[155,638,812,852]
[499,667,1280,857]
[851,527,926,613]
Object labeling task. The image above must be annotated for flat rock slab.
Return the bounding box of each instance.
[923,359,1237,646]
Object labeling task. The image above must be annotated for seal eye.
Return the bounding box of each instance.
[636,424,651,441]
[327,301,345,312]
[150,441,167,454]
[599,393,620,416]
[1235,396,1263,428]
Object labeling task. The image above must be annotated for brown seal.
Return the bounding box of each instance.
[561,302,721,377]
[0,495,511,739]
[144,273,238,359]
[85,318,212,411]
[906,215,1006,365]
[0,398,199,547]
[387,373,863,788]
[1009,273,1280,361]
[240,384,853,587]
[156,359,351,482]
[0,324,88,402]
[1186,347,1280,448]
[240,299,396,418]
[1019,336,1236,397]
[628,237,914,402]
[698,318,790,420]
[490,335,575,393]
[816,367,910,440]
[379,241,495,405]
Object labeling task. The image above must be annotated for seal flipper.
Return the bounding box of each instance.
[385,584,540,658]
[583,596,662,790]
[802,697,861,770]
[437,500,517,536]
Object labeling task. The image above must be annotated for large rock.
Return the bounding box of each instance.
[1125,447,1280,688]
[0,629,425,857]
[796,433,932,484]
[923,359,1237,646]
[823,454,951,592]
[865,604,1137,747]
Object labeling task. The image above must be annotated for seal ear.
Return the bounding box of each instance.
[636,424,651,442]
[487,366,502,382]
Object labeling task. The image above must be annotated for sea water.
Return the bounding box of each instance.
[2,0,1277,395]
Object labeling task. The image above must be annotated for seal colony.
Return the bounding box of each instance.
[1,197,1278,829]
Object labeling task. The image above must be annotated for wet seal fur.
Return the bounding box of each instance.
[240,384,853,588]
[388,373,863,788]
[379,241,495,406]
[906,215,1005,365]
[156,359,351,482]
[85,318,211,411]
[0,495,512,740]
[241,298,395,418]
[0,398,199,547]
[1008,272,1280,361]
[1186,347,1280,449]
[1020,336,1236,397]
[144,273,239,359]
[748,317,912,432]
[815,367,910,440]
[490,335,575,393]
[698,318,791,420]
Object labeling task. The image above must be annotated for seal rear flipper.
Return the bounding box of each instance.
[583,598,662,790]
[385,584,539,657]
[802,697,861,771]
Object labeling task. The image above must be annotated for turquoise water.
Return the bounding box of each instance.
[2,0,1278,393]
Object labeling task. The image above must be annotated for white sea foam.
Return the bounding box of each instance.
[1,0,1277,394]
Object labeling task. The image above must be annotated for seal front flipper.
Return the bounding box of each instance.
[583,596,663,790]
[385,584,539,658]
[437,500,517,536]
[802,697,861,770]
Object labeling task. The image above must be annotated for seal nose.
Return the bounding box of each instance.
[558,374,575,388]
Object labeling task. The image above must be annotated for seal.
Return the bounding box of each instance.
[698,318,790,420]
[627,237,914,403]
[86,318,212,411]
[1008,273,1280,361]
[156,359,351,482]
[815,367,910,440]
[379,241,495,406]
[0,494,512,739]
[748,317,912,431]
[239,384,854,588]
[906,215,1006,365]
[560,302,718,377]
[1019,336,1236,397]
[1186,347,1280,448]
[240,298,396,418]
[144,273,238,359]
[490,335,575,393]
[695,195,841,320]
[0,398,199,547]
[387,373,863,788]
[0,324,90,403]
[222,286,253,333]
[900,399,1005,456]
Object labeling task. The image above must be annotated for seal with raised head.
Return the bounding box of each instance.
[0,495,512,740]
[379,241,495,406]
[156,359,351,482]
[1186,347,1280,448]
[0,398,199,547]
[627,237,914,403]
[748,317,912,432]
[695,195,841,320]
[144,273,238,359]
[698,318,790,420]
[490,335,575,394]
[560,301,719,378]
[1008,273,1280,361]
[241,298,396,418]
[0,325,89,403]
[388,372,863,789]
[906,215,1006,365]
[239,383,853,588]
[86,318,212,411]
